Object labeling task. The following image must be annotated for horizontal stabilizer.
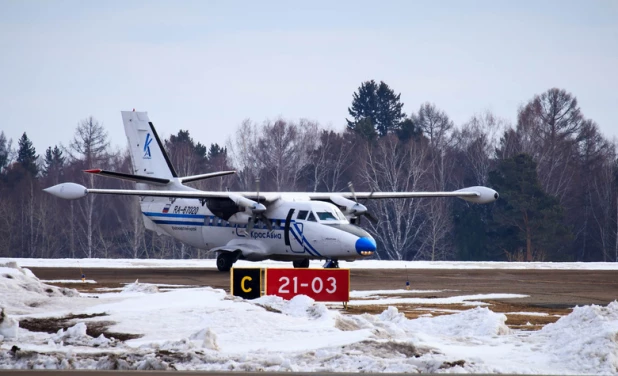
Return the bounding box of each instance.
[84,169,236,186]
[84,169,170,186]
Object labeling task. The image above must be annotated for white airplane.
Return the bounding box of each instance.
[44,111,499,271]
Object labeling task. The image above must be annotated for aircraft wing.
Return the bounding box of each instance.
[43,183,277,209]
[309,186,499,204]
[44,183,261,200]
[44,183,498,205]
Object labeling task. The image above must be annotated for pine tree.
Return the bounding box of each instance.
[165,130,208,176]
[17,132,38,177]
[353,117,377,141]
[396,117,422,142]
[44,145,65,177]
[347,80,405,137]
[0,131,11,173]
[488,153,572,261]
[208,143,226,160]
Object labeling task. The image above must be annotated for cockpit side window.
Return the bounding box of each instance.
[297,210,308,220]
[307,212,317,222]
[336,210,347,221]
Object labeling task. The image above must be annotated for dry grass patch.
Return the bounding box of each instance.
[19,313,142,341]
[47,282,124,293]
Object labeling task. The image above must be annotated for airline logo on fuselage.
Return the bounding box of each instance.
[143,133,153,159]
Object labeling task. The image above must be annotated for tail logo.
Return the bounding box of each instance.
[143,133,153,159]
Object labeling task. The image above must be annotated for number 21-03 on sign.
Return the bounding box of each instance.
[265,268,349,302]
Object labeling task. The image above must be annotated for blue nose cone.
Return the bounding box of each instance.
[355,237,377,255]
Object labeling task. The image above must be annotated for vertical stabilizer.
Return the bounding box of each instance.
[121,111,177,179]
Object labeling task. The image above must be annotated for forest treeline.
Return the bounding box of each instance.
[1,83,616,262]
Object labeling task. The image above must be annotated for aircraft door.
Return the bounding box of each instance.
[284,209,304,253]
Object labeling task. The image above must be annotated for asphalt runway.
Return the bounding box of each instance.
[29,266,618,307]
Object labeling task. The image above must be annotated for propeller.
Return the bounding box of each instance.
[347,182,377,224]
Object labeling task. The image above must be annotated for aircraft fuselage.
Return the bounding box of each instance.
[140,195,377,262]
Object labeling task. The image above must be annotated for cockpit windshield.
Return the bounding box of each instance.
[317,212,337,221]
[315,207,348,223]
[296,206,348,223]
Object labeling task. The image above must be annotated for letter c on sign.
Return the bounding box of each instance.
[241,276,252,293]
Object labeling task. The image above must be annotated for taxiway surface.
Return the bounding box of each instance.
[29,266,618,307]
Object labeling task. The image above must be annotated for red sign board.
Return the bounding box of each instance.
[265,268,349,302]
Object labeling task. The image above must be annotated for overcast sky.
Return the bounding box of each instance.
[1,0,617,158]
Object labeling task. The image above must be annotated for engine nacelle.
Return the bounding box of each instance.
[455,186,499,204]
[227,212,252,225]
[229,193,266,213]
[330,195,367,215]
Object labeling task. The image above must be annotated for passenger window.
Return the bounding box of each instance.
[297,210,308,220]
[307,212,317,222]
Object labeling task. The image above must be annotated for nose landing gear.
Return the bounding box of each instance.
[292,259,310,268]
[323,259,339,269]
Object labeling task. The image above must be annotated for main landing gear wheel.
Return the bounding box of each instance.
[293,259,310,268]
[323,259,339,269]
[216,252,236,272]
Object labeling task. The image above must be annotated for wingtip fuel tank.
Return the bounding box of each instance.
[455,186,499,204]
[43,183,88,200]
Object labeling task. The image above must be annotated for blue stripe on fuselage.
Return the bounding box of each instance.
[290,222,322,257]
[143,212,206,219]
[152,220,205,226]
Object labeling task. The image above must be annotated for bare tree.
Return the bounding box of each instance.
[227,119,260,191]
[254,118,318,191]
[417,103,453,152]
[455,111,506,185]
[416,104,457,260]
[67,117,110,258]
[359,135,429,260]
[516,88,584,201]
[309,130,356,192]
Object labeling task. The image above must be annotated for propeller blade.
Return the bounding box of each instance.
[254,178,273,231]
[261,214,273,232]
[365,212,378,223]
[348,182,377,225]
[246,216,256,234]
[347,181,358,202]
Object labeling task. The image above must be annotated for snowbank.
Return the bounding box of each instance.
[536,301,618,374]
[51,322,113,348]
[0,262,80,315]
[403,306,511,337]
[1,258,618,373]
[121,280,159,294]
[0,309,19,341]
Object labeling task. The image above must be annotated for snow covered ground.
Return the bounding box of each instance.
[3,257,618,270]
[0,260,617,373]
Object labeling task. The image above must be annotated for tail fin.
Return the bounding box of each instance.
[121,111,177,179]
